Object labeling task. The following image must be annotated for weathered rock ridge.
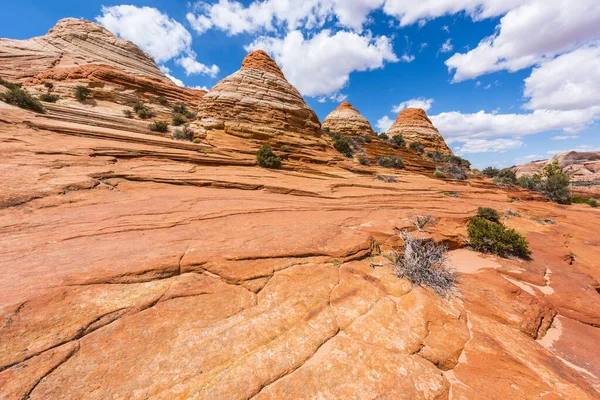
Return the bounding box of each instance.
[322,101,376,136]
[1,18,600,400]
[388,108,452,154]
[195,50,322,141]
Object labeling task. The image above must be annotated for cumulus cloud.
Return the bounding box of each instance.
[96,5,192,63]
[376,115,394,132]
[454,138,523,154]
[176,55,220,77]
[392,97,434,113]
[191,85,210,91]
[439,39,453,53]
[524,44,600,111]
[445,0,600,81]
[245,29,398,96]
[165,73,185,87]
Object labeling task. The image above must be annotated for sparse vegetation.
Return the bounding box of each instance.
[172,125,194,141]
[158,96,168,105]
[443,191,460,198]
[377,175,397,183]
[172,113,187,126]
[333,136,355,158]
[409,141,425,153]
[517,174,543,191]
[433,167,446,178]
[393,232,457,298]
[378,133,389,140]
[256,144,281,169]
[133,102,156,119]
[1,87,45,113]
[39,93,59,102]
[477,207,500,223]
[494,168,517,185]
[364,134,372,143]
[377,156,404,169]
[0,77,22,90]
[481,166,500,178]
[468,216,531,259]
[390,135,405,148]
[172,102,196,119]
[74,85,90,101]
[280,145,290,152]
[440,163,468,180]
[44,82,54,89]
[517,161,571,204]
[193,138,202,144]
[570,196,598,208]
[414,214,433,231]
[148,120,169,133]
[358,155,370,166]
[122,109,133,118]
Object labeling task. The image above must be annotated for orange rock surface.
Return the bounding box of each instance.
[388,108,452,154]
[322,101,376,136]
[1,18,600,400]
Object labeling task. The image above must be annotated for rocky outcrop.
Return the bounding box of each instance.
[322,101,375,136]
[387,108,452,154]
[195,50,322,140]
[0,18,169,83]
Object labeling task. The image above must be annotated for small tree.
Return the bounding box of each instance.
[541,161,571,204]
[74,85,90,101]
[256,144,281,169]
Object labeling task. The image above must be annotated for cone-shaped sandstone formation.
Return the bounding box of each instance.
[387,108,452,154]
[322,102,376,136]
[0,18,169,83]
[196,50,322,139]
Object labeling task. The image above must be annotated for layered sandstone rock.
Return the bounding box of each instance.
[388,108,452,154]
[195,50,322,140]
[0,18,169,83]
[322,101,375,136]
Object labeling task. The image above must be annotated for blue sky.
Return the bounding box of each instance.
[2,0,599,169]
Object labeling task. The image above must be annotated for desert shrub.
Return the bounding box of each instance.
[477,207,500,223]
[570,196,598,207]
[471,168,481,174]
[333,136,355,158]
[44,82,54,89]
[122,109,133,118]
[377,156,404,169]
[39,93,59,102]
[450,156,471,168]
[137,108,154,119]
[393,233,457,298]
[1,87,45,113]
[193,138,202,144]
[390,135,406,148]
[74,85,90,101]
[443,191,460,198]
[433,167,446,178]
[158,96,168,105]
[409,141,425,153]
[256,144,281,168]
[378,133,389,140]
[541,161,570,204]
[358,155,371,166]
[364,135,372,143]
[353,135,366,144]
[0,77,22,90]
[427,151,447,162]
[481,166,500,178]
[172,102,191,115]
[414,214,433,230]
[377,175,397,183]
[172,113,187,126]
[468,216,531,259]
[441,164,468,180]
[148,120,169,133]
[494,168,517,185]
[517,174,543,191]
[172,125,194,141]
[280,145,290,152]
[133,102,147,113]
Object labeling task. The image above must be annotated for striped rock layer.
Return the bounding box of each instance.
[196,50,322,140]
[322,102,376,136]
[387,108,452,154]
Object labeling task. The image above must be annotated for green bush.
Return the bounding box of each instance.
[137,108,156,119]
[333,136,355,158]
[1,87,45,113]
[541,162,570,204]
[468,216,531,259]
[570,196,599,207]
[409,141,425,153]
[74,85,90,101]
[148,120,169,133]
[172,125,194,141]
[122,109,133,118]
[192,137,202,144]
[364,135,372,143]
[494,168,517,185]
[481,167,500,178]
[433,167,446,178]
[441,164,468,180]
[44,82,54,89]
[378,133,389,140]
[39,93,59,102]
[477,207,500,223]
[358,155,370,166]
[172,113,187,126]
[158,96,168,105]
[280,145,290,152]
[390,135,406,148]
[377,156,404,169]
[172,102,188,114]
[427,151,447,162]
[0,77,22,90]
[256,144,281,168]
[517,174,543,191]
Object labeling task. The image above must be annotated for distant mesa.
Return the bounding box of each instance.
[322,102,376,137]
[387,108,452,154]
[195,50,322,140]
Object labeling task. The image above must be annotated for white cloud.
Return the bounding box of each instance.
[376,115,394,132]
[191,85,210,91]
[400,54,415,63]
[442,25,450,33]
[96,5,192,63]
[392,97,434,113]
[158,65,171,74]
[439,38,453,53]
[245,29,397,97]
[455,138,523,154]
[552,135,580,140]
[165,73,184,87]
[524,44,600,111]
[176,55,220,77]
[318,93,348,103]
[445,0,600,81]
